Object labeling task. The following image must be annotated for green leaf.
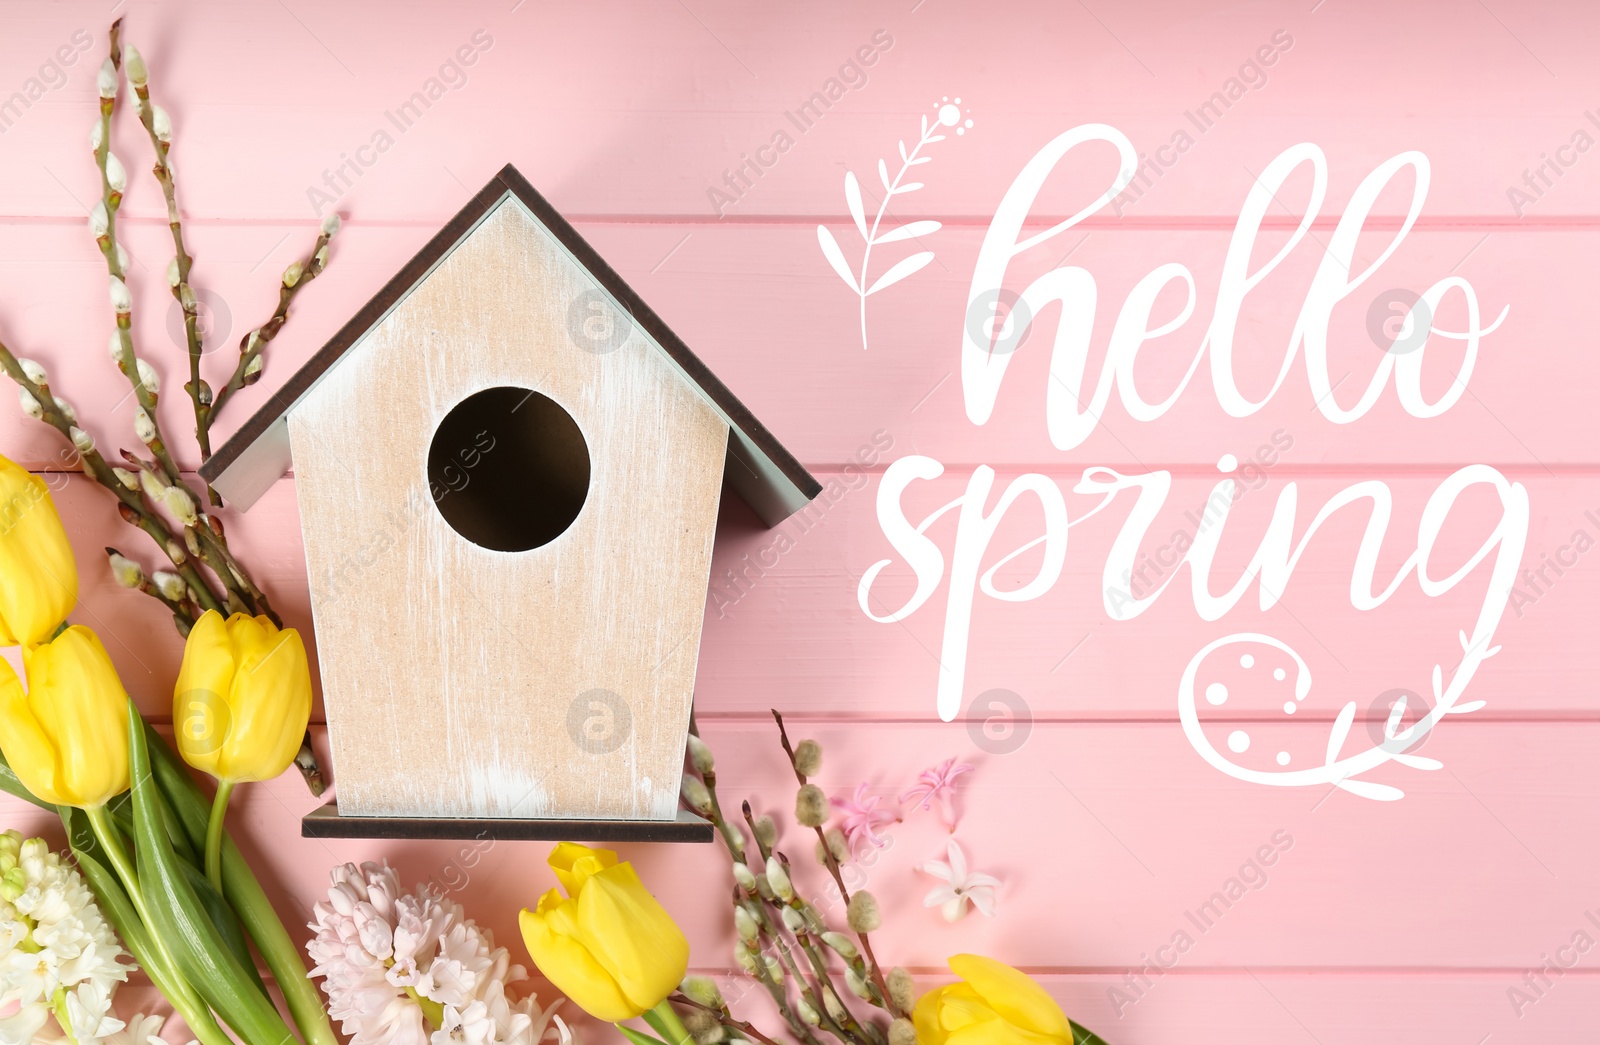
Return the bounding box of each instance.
[1072,1019,1112,1045]
[179,855,269,999]
[127,704,298,1045]
[616,1025,672,1045]
[143,723,338,1045]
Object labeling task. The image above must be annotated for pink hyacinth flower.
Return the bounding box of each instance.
[900,757,974,830]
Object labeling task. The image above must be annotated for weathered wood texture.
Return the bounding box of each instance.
[289,200,730,819]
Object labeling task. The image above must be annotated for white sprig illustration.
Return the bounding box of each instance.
[817,97,973,350]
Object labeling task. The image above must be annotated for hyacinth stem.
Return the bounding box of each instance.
[203,778,234,893]
[772,711,899,1019]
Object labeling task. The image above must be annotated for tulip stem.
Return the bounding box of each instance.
[204,778,235,894]
[644,1000,694,1045]
[84,805,210,1024]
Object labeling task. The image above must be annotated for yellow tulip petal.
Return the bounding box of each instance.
[573,862,689,1014]
[913,984,957,1045]
[0,460,77,646]
[0,657,64,806]
[947,955,1074,1041]
[220,626,311,781]
[548,842,619,896]
[519,902,639,1022]
[16,627,128,807]
[174,610,236,777]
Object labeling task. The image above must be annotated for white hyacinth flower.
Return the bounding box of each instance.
[109,276,131,314]
[96,58,117,99]
[136,358,160,394]
[123,44,148,87]
[0,832,133,1044]
[69,426,94,454]
[321,212,342,237]
[89,200,109,237]
[152,104,172,142]
[133,406,157,444]
[161,485,196,526]
[17,358,47,386]
[151,571,186,601]
[17,386,42,419]
[306,861,570,1045]
[105,151,127,193]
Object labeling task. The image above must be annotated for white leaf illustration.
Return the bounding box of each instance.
[878,158,892,192]
[1326,701,1356,765]
[895,181,925,194]
[1337,778,1405,801]
[908,156,932,166]
[865,251,934,295]
[1391,752,1444,771]
[921,113,929,136]
[898,140,908,162]
[1450,700,1488,715]
[844,172,868,241]
[816,225,859,292]
[874,220,942,245]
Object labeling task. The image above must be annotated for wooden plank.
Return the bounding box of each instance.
[3,720,1597,974]
[3,1,1600,221]
[0,223,1594,471]
[27,468,1596,720]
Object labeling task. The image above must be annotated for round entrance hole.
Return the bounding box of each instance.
[428,386,590,552]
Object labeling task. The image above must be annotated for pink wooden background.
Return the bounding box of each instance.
[3,1,1599,1041]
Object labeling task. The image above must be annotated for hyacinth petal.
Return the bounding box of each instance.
[0,456,78,646]
[519,894,637,1021]
[572,862,689,1013]
[946,954,1074,1040]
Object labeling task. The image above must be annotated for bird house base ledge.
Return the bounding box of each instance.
[302,802,715,843]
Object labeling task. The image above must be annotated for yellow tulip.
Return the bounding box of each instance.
[0,626,129,807]
[173,610,311,783]
[914,954,1079,1045]
[0,454,77,647]
[519,842,689,1022]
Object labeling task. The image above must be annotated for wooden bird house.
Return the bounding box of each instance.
[201,166,819,841]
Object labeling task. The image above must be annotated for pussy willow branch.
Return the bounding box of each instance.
[0,21,327,795]
[207,227,335,427]
[670,992,786,1045]
[0,340,219,626]
[685,724,822,1044]
[739,802,873,1045]
[773,711,900,1020]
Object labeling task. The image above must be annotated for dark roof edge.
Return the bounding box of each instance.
[200,164,821,523]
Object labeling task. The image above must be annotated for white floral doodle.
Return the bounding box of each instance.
[817,97,973,350]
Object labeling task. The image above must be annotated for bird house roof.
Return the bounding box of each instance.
[199,164,820,526]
